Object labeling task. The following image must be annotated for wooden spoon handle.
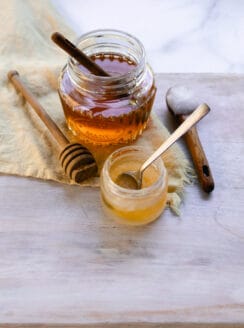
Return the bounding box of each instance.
[179,114,215,193]
[8,70,69,149]
[51,32,110,77]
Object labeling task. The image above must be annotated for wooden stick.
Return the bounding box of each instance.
[51,32,110,77]
[8,70,69,150]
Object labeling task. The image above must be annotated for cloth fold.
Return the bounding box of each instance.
[0,0,193,213]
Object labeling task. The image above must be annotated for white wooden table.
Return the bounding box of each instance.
[1,74,244,327]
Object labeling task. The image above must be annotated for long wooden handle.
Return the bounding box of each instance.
[8,70,69,149]
[51,32,110,77]
[178,114,215,193]
[141,103,210,175]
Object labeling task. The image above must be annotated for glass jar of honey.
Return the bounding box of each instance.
[58,29,156,145]
[100,146,168,225]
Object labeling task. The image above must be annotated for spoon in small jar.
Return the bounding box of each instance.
[116,103,210,189]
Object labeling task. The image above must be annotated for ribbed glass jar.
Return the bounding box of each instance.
[58,29,156,146]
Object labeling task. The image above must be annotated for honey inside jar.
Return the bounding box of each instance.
[100,146,168,226]
[58,30,156,146]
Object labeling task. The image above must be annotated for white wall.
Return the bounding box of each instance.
[52,0,244,73]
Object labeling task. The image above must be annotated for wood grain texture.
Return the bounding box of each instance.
[176,117,215,193]
[1,74,244,327]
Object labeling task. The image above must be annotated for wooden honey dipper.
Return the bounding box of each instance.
[8,70,98,183]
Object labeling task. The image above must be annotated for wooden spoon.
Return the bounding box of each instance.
[166,85,214,193]
[8,70,98,183]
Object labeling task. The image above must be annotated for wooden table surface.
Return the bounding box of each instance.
[1,74,244,327]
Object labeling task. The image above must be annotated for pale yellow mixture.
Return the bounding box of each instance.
[101,157,168,225]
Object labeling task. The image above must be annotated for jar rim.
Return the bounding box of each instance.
[102,145,168,198]
[68,29,146,84]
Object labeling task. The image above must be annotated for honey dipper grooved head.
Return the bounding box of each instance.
[59,143,97,183]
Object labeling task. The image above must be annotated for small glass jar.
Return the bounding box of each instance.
[100,146,168,225]
[58,29,156,146]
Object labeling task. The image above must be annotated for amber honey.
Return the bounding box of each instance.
[58,30,156,146]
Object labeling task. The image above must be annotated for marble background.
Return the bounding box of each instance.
[52,0,244,73]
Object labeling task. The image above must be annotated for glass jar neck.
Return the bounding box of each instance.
[66,29,147,98]
[102,146,167,198]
